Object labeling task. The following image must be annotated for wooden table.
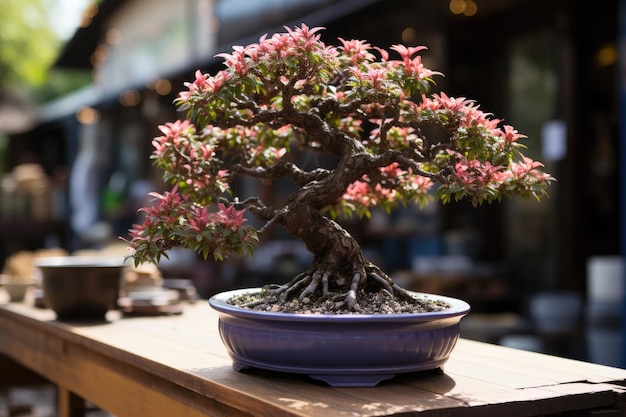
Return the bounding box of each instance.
[1,300,625,417]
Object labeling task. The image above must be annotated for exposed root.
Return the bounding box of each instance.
[230,280,451,314]
[321,271,330,296]
[346,273,360,310]
[240,262,424,313]
[300,271,322,300]
[369,271,394,294]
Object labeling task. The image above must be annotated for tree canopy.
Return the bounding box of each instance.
[0,0,60,93]
[127,25,553,311]
[0,0,93,103]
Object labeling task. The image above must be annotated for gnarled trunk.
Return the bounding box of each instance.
[267,202,411,310]
[283,204,365,288]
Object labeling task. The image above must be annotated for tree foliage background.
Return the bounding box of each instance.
[0,0,90,102]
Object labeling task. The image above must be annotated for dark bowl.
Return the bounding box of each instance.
[34,256,126,320]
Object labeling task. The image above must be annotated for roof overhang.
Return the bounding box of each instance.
[54,0,125,69]
[54,0,384,70]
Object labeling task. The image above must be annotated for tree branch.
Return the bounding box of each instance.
[232,162,330,186]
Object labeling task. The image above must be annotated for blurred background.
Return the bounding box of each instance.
[0,0,623,367]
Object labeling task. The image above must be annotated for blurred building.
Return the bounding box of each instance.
[0,0,622,363]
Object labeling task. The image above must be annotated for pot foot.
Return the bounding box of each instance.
[232,361,251,372]
[426,366,444,376]
[308,373,396,387]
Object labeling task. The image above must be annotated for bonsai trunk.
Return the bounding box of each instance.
[284,204,365,282]
[271,203,407,309]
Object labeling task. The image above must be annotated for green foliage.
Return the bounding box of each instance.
[0,0,60,93]
[0,1,92,103]
[32,69,93,102]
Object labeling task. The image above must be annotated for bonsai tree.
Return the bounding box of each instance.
[126,24,553,312]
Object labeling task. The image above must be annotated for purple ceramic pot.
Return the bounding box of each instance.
[209,288,470,387]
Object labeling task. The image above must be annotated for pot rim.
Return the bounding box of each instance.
[34,256,128,268]
[209,287,470,323]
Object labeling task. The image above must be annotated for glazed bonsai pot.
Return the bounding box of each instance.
[35,256,126,320]
[209,288,470,387]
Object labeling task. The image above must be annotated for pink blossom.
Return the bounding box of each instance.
[453,159,504,187]
[157,120,191,139]
[208,70,230,93]
[188,206,211,232]
[410,174,434,192]
[431,92,473,112]
[343,181,372,206]
[511,156,548,181]
[389,44,441,79]
[374,183,396,201]
[374,47,389,62]
[213,203,248,229]
[390,44,428,60]
[182,70,208,94]
[339,38,375,64]
[362,66,388,90]
[497,125,527,144]
[380,163,402,178]
[215,46,249,76]
[285,24,324,50]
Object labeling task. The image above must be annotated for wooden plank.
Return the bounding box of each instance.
[0,305,405,417]
[401,369,553,404]
[397,366,621,417]
[444,354,563,388]
[397,377,620,417]
[0,308,256,417]
[453,339,626,383]
[1,302,626,417]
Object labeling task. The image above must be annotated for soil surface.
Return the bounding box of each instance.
[227,289,451,314]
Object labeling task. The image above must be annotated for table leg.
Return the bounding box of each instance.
[57,386,86,417]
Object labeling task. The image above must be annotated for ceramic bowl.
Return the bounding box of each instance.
[0,275,36,302]
[34,256,126,320]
